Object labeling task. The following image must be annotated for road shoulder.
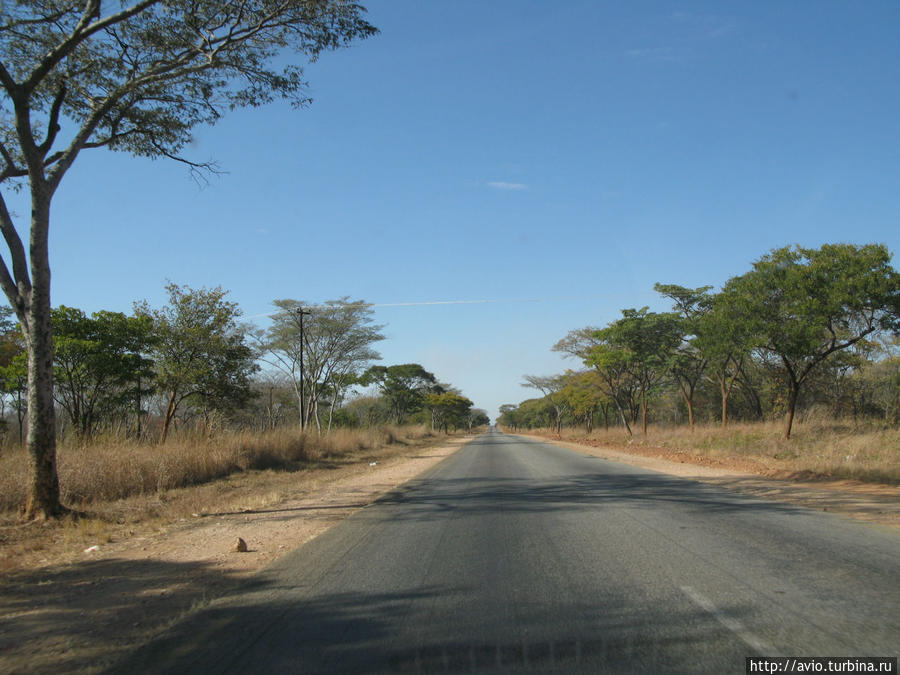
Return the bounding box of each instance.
[514,432,900,529]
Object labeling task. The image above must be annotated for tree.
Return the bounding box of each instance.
[424,391,473,433]
[560,370,611,433]
[51,307,153,438]
[721,244,900,438]
[567,309,682,436]
[497,404,521,430]
[0,1,377,517]
[696,293,756,428]
[136,283,257,442]
[554,327,638,436]
[654,284,713,431]
[467,408,490,431]
[521,374,568,434]
[361,363,438,424]
[262,298,383,432]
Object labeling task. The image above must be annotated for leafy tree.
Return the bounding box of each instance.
[51,307,153,438]
[721,243,900,438]
[655,284,713,431]
[497,404,521,430]
[560,370,611,432]
[340,394,392,427]
[695,291,760,428]
[516,397,555,429]
[424,391,473,433]
[136,283,257,442]
[467,408,490,431]
[361,363,438,423]
[521,374,568,434]
[584,309,682,435]
[555,327,638,436]
[0,1,377,517]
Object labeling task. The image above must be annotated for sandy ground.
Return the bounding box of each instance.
[2,431,898,674]
[519,433,900,529]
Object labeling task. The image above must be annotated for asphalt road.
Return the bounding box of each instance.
[120,429,900,673]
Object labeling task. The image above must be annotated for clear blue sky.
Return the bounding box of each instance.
[7,0,900,419]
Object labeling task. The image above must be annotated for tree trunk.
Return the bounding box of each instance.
[784,380,800,439]
[22,198,64,519]
[23,287,63,518]
[612,396,632,437]
[161,390,177,443]
[640,387,648,435]
[719,376,731,428]
[679,382,695,432]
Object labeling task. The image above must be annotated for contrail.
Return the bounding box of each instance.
[244,292,652,319]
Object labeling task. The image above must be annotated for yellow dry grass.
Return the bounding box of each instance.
[529,420,900,484]
[0,425,434,513]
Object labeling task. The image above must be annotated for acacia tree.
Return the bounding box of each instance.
[0,1,376,517]
[521,374,568,434]
[361,363,438,423]
[698,293,754,428]
[424,391,473,433]
[554,326,638,435]
[263,298,383,432]
[721,244,900,438]
[654,283,712,431]
[560,370,611,433]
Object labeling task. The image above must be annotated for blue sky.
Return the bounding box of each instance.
[6,1,900,419]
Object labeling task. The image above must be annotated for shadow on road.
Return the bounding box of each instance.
[115,583,748,674]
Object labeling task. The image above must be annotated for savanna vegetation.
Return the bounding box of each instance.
[499,243,900,483]
[0,286,487,515]
[0,1,391,518]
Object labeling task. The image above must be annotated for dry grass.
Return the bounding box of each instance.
[525,420,900,484]
[0,424,434,513]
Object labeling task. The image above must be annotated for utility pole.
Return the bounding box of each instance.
[294,307,312,430]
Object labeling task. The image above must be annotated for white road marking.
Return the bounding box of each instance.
[680,586,777,656]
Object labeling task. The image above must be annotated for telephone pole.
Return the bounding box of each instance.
[294,307,312,430]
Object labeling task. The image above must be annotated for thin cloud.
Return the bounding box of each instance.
[487,181,527,191]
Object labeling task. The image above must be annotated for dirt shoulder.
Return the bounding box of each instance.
[517,432,900,529]
[0,435,471,674]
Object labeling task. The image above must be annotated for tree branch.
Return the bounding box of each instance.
[38,83,68,156]
[0,254,23,322]
[23,0,162,94]
[0,192,30,297]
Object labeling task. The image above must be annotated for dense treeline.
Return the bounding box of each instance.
[0,286,487,446]
[499,244,900,439]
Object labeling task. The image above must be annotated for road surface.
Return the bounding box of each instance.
[120,429,900,673]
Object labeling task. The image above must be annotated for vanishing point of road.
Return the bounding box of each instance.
[121,429,900,673]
